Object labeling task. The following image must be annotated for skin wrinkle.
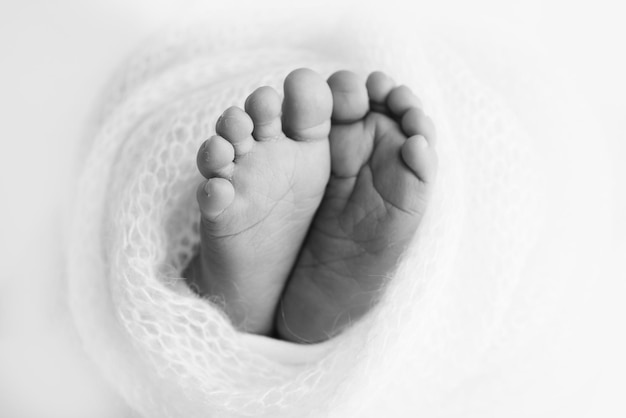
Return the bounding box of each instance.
[190,68,436,342]
[203,156,307,239]
[301,257,388,326]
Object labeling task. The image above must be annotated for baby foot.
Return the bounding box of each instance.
[276,71,438,343]
[185,69,333,335]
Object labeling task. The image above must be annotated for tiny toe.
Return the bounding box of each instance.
[197,135,235,178]
[366,71,395,112]
[401,108,437,147]
[244,86,282,141]
[282,68,333,141]
[327,70,369,123]
[216,106,255,155]
[401,135,437,183]
[387,85,422,118]
[197,177,235,220]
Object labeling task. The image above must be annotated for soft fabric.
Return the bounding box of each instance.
[68,6,560,417]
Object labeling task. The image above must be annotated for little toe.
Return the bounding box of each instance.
[366,71,395,112]
[327,70,369,123]
[197,135,235,179]
[401,135,438,184]
[216,106,255,156]
[401,107,437,147]
[387,85,423,118]
[244,86,282,141]
[282,68,333,141]
[197,177,235,220]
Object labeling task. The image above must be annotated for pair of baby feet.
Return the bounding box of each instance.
[184,69,437,343]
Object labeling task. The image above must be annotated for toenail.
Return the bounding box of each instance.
[201,139,211,159]
[204,179,214,196]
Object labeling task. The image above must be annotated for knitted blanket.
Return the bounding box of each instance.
[68,6,544,417]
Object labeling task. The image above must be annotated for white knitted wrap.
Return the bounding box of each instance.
[68,8,544,418]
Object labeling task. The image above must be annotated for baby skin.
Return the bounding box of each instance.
[185,69,437,343]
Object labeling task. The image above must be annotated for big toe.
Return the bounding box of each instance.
[327,70,369,123]
[282,68,333,141]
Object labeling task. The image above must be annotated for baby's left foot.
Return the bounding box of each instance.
[277,71,438,343]
[185,69,333,335]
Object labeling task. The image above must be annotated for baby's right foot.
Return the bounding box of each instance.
[185,69,333,335]
[276,71,438,343]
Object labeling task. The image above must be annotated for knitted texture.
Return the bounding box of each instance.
[68,8,539,418]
